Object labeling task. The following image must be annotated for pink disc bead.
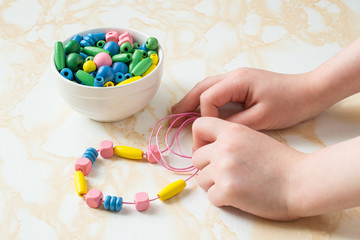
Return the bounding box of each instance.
[100,140,114,158]
[85,189,103,208]
[93,52,112,68]
[106,31,119,42]
[146,145,160,163]
[134,192,150,211]
[75,157,92,176]
[118,32,134,47]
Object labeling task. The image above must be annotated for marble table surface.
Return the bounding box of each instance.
[1,0,360,239]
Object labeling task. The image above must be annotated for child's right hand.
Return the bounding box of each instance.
[171,68,328,130]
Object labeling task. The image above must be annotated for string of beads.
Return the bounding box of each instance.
[74,112,200,212]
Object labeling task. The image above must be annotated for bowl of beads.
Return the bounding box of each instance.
[51,27,163,122]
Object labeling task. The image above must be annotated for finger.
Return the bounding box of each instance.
[191,143,214,170]
[207,184,225,207]
[192,117,230,151]
[200,76,250,118]
[195,166,215,191]
[171,74,227,114]
[225,104,264,130]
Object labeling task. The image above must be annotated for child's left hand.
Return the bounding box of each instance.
[192,117,304,221]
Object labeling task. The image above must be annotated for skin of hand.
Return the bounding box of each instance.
[191,117,305,221]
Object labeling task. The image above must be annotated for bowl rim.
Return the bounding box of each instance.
[51,26,163,90]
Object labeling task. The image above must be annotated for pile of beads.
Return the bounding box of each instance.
[54,30,159,87]
[74,113,200,212]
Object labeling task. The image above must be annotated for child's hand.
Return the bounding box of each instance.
[191,117,304,221]
[172,68,327,130]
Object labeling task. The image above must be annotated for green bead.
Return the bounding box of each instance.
[139,50,148,58]
[81,46,110,56]
[96,40,106,48]
[147,50,157,57]
[131,57,152,76]
[64,40,80,54]
[85,56,94,62]
[145,37,158,51]
[133,42,140,49]
[66,53,84,72]
[120,42,134,53]
[129,50,143,72]
[112,53,132,63]
[75,70,95,86]
[54,41,65,71]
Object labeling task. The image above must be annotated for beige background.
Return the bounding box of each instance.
[1,0,360,239]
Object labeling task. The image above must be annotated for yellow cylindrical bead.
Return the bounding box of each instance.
[116,76,141,86]
[157,179,186,201]
[74,171,87,197]
[113,145,144,160]
[104,81,114,87]
[149,54,158,66]
[141,64,156,77]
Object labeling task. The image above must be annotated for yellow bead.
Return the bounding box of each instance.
[141,64,156,77]
[113,146,144,160]
[74,171,87,197]
[104,81,114,87]
[116,76,141,86]
[149,54,158,66]
[157,179,186,201]
[83,60,96,73]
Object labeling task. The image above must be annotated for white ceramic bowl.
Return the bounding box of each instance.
[51,27,164,122]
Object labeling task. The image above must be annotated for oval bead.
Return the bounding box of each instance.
[111,53,132,63]
[129,50,143,72]
[103,41,120,56]
[157,179,186,201]
[74,171,87,197]
[112,62,128,74]
[81,46,110,56]
[116,76,141,86]
[75,70,95,86]
[113,146,144,160]
[54,41,65,71]
[131,57,152,76]
[141,64,156,78]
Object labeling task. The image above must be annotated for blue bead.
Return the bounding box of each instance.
[72,34,82,43]
[79,52,88,60]
[124,73,132,79]
[80,40,91,47]
[94,76,104,87]
[60,68,73,80]
[87,33,98,43]
[97,66,115,83]
[103,41,120,56]
[138,43,148,52]
[114,72,125,84]
[90,71,97,78]
[94,33,106,41]
[115,197,123,211]
[104,196,111,210]
[82,147,98,164]
[109,196,117,211]
[112,62,128,74]
[83,36,95,46]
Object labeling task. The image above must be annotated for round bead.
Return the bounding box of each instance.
[96,40,106,48]
[133,42,140,49]
[83,60,97,73]
[112,62,128,74]
[134,192,150,211]
[93,52,112,68]
[103,41,120,56]
[64,40,81,54]
[124,73,132,79]
[85,56,94,62]
[146,145,160,163]
[66,53,84,72]
[145,37,158,51]
[96,66,115,83]
[114,72,125,84]
[60,68,73,80]
[104,81,114,87]
[85,189,103,208]
[94,76,104,87]
[106,31,119,42]
[120,42,133,53]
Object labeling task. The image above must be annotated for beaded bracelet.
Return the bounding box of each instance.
[74,112,200,212]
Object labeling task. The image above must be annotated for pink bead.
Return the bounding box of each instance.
[118,32,134,47]
[100,140,114,158]
[134,192,150,211]
[85,189,103,208]
[106,31,119,42]
[74,157,92,176]
[93,52,112,68]
[146,145,160,163]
